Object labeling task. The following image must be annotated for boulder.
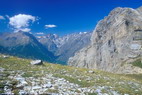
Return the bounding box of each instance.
[30,60,43,65]
[88,70,95,74]
[19,90,28,95]
[0,67,5,72]
[43,83,52,88]
[3,55,9,58]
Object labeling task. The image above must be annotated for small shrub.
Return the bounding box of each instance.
[13,89,19,95]
[22,73,33,77]
[48,89,58,93]
[0,83,5,88]
[130,59,142,68]
[87,93,97,95]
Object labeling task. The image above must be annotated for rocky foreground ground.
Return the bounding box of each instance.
[0,54,142,95]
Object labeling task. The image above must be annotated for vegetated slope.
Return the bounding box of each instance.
[68,7,142,74]
[0,31,55,62]
[0,54,142,94]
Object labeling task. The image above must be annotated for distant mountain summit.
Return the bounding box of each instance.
[0,31,55,62]
[37,34,59,53]
[37,32,92,63]
[68,7,142,74]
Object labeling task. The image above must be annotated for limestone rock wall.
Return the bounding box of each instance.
[68,7,142,73]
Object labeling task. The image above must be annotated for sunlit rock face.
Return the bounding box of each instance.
[68,7,142,74]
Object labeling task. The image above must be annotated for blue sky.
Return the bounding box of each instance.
[0,0,142,36]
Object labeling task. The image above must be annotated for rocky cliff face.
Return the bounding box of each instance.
[68,7,142,74]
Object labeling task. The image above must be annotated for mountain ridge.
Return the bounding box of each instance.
[0,31,55,62]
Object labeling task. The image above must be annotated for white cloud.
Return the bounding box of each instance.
[9,14,36,32]
[0,16,5,20]
[45,24,57,29]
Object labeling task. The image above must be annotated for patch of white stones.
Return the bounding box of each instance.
[1,67,141,95]
[2,71,119,95]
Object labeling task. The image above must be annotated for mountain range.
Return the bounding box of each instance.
[0,31,91,64]
[37,32,92,63]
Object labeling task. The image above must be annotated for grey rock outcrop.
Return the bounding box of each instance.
[68,7,142,73]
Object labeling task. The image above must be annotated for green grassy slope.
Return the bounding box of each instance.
[0,54,142,94]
